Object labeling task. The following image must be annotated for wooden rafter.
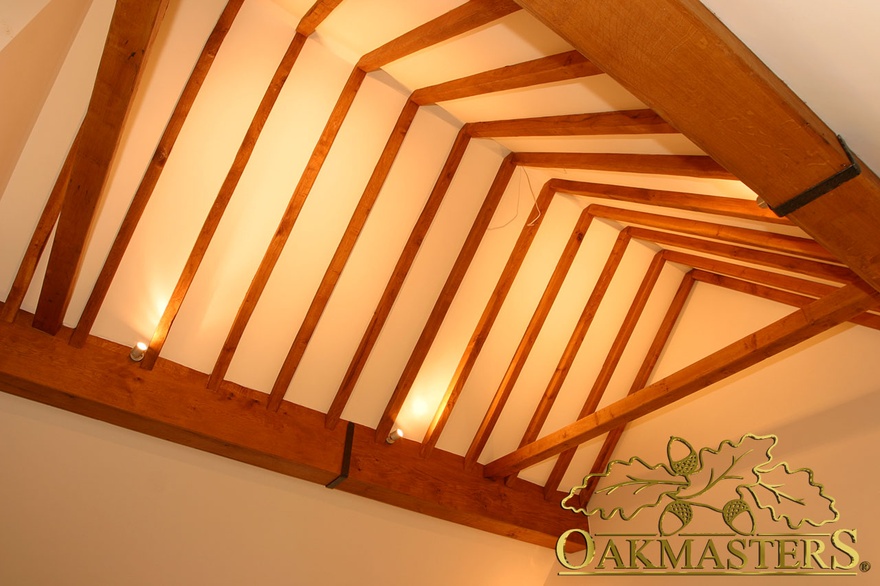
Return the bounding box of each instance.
[214,100,420,391]
[578,270,696,507]
[358,0,521,72]
[484,281,880,479]
[513,152,736,179]
[542,251,667,494]
[514,0,880,292]
[296,0,345,36]
[140,33,311,369]
[32,0,170,334]
[551,179,788,225]
[516,229,632,461]
[411,50,601,105]
[465,109,676,138]
[325,130,472,426]
[465,208,596,467]
[421,182,556,455]
[0,316,573,549]
[68,0,246,347]
[375,155,517,443]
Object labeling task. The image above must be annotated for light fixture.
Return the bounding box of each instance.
[129,342,148,362]
[386,428,404,444]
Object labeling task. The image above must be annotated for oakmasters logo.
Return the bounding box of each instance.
[555,434,868,577]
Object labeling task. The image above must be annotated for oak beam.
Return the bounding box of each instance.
[375,155,517,443]
[358,0,521,72]
[513,152,735,179]
[325,130,472,427]
[421,182,556,455]
[551,179,787,225]
[465,109,676,138]
[140,33,309,369]
[69,0,245,347]
[412,51,601,105]
[0,317,573,549]
[296,0,344,36]
[514,0,880,292]
[32,0,170,334]
[465,209,596,467]
[484,281,880,478]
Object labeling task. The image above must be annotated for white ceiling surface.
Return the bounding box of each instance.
[1,0,879,569]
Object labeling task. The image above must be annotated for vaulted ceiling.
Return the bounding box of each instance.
[1,0,879,548]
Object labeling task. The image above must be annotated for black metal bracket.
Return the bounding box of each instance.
[325,421,355,489]
[767,135,861,217]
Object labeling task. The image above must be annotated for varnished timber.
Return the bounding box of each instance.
[325,130,472,427]
[140,33,308,369]
[691,271,880,332]
[421,182,556,455]
[484,281,880,479]
[517,229,632,461]
[32,0,170,334]
[358,0,521,72]
[465,209,595,467]
[629,227,856,284]
[514,0,880,292]
[375,156,517,443]
[588,204,837,262]
[513,152,735,179]
[215,67,366,389]
[412,50,601,105]
[465,109,676,138]
[225,100,420,392]
[1,129,80,322]
[69,0,245,347]
[578,271,696,507]
[296,0,344,36]
[0,316,574,549]
[542,252,667,495]
[551,179,788,225]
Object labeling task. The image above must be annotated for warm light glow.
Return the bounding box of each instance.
[129,342,148,362]
[386,428,404,444]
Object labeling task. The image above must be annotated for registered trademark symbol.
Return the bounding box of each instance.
[860,561,871,573]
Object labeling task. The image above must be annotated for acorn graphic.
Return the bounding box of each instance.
[659,500,693,536]
[667,436,700,476]
[722,498,755,535]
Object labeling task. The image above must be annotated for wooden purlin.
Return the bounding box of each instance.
[70,0,246,347]
[464,109,677,138]
[514,0,880,292]
[32,0,170,335]
[484,281,880,479]
[0,315,574,549]
[375,155,518,443]
[140,32,311,370]
[465,208,597,468]
[513,152,736,179]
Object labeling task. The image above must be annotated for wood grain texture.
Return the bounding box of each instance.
[466,209,595,467]
[296,0,345,36]
[466,109,676,138]
[32,0,170,334]
[513,152,735,179]
[70,0,245,347]
[325,130,473,428]
[358,0,521,72]
[375,155,517,443]
[141,33,308,369]
[550,179,788,225]
[0,316,574,549]
[412,50,601,105]
[484,281,880,478]
[515,0,880,292]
